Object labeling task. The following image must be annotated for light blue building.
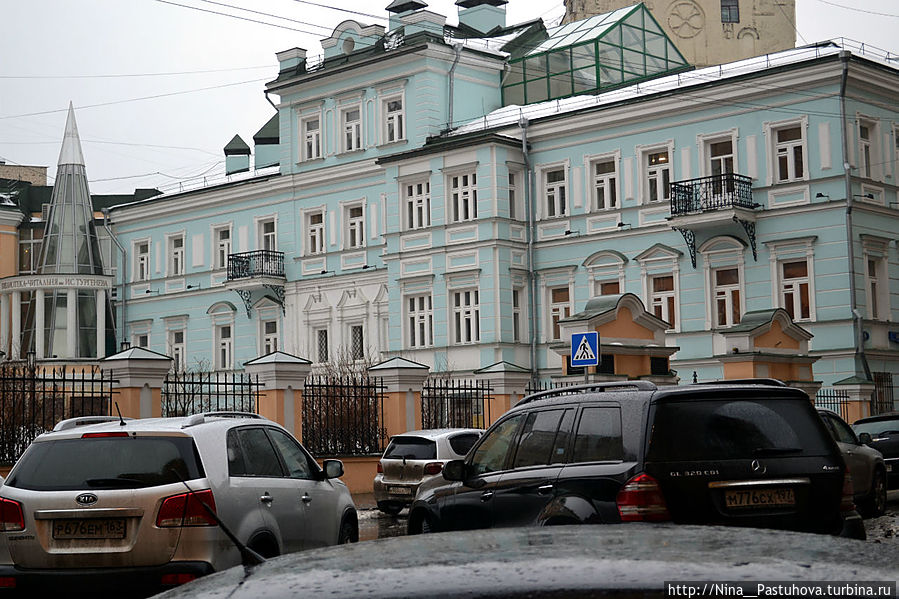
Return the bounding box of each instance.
[106,1,899,404]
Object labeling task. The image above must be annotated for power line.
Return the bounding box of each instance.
[777,1,807,45]
[151,0,311,33]
[811,0,899,18]
[288,0,386,22]
[0,65,272,80]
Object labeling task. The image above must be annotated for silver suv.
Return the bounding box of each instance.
[0,413,357,594]
[373,429,482,515]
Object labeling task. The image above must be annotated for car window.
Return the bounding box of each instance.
[854,419,899,437]
[235,428,284,477]
[447,433,480,457]
[384,437,437,460]
[512,410,564,468]
[571,407,624,463]
[826,415,858,444]
[266,428,315,479]
[550,409,575,464]
[469,415,524,476]
[227,429,248,476]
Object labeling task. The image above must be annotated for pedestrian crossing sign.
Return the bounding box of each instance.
[570,332,600,367]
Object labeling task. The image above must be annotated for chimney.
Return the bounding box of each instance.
[224,135,250,175]
[457,0,507,34]
[386,0,428,31]
[276,48,306,74]
[400,9,446,37]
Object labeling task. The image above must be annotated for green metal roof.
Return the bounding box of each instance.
[253,114,279,145]
[224,134,250,155]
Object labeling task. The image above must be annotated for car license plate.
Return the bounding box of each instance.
[52,518,126,540]
[724,488,795,508]
[887,464,893,473]
[389,486,412,496]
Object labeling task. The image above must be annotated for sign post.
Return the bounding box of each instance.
[570,331,600,384]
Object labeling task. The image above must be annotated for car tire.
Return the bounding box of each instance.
[377,502,403,516]
[338,516,358,544]
[420,515,432,534]
[861,468,887,518]
[248,534,280,559]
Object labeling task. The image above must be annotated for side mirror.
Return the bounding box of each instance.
[857,432,873,446]
[442,459,466,482]
[322,459,344,479]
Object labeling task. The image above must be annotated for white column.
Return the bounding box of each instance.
[96,289,106,359]
[67,288,77,358]
[0,293,9,358]
[35,288,45,359]
[11,291,21,360]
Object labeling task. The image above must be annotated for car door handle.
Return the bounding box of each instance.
[480,491,494,502]
[301,493,312,504]
[260,493,273,504]
[537,484,554,495]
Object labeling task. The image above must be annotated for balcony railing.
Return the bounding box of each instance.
[669,173,755,216]
[227,250,285,280]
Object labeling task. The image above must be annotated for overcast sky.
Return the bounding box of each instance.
[1,0,896,195]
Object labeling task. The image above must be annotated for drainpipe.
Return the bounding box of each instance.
[264,90,278,112]
[839,50,871,381]
[519,116,538,388]
[447,44,463,129]
[102,208,127,350]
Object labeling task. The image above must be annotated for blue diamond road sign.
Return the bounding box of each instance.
[570,332,600,367]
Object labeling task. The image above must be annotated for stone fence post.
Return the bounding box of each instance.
[244,352,311,440]
[474,361,533,427]
[833,380,876,422]
[369,357,430,438]
[99,347,172,419]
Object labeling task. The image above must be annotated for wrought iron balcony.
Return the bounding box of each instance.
[227,250,285,281]
[669,173,755,216]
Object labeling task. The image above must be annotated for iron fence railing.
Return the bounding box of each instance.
[814,388,852,421]
[227,250,285,280]
[162,371,261,417]
[0,363,114,466]
[302,375,386,457]
[872,372,896,416]
[669,173,755,216]
[421,379,492,430]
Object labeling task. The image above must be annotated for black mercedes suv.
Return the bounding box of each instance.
[408,380,864,539]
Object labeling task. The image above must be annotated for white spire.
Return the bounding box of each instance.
[57,102,85,166]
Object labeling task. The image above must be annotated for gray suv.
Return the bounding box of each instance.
[0,413,357,594]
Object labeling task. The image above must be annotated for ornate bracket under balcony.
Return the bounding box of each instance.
[263,284,286,314]
[673,227,697,268]
[234,289,253,318]
[732,215,758,261]
[225,250,286,317]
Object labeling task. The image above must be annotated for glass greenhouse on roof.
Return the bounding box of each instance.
[501,3,691,106]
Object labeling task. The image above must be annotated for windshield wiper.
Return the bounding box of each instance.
[85,477,146,488]
[752,447,802,456]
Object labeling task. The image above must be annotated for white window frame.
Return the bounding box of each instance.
[213,225,231,270]
[215,323,233,371]
[448,171,478,223]
[862,236,891,321]
[167,233,185,277]
[548,285,572,341]
[344,202,365,249]
[341,105,362,153]
[587,152,619,211]
[168,329,186,371]
[512,287,523,342]
[305,209,326,255]
[349,323,365,360]
[302,114,322,161]
[699,237,746,330]
[586,251,627,299]
[636,246,681,333]
[767,237,817,323]
[406,293,434,348]
[541,164,568,219]
[134,239,151,282]
[508,169,522,220]
[382,94,405,144]
[403,179,431,231]
[698,129,738,178]
[649,274,677,329]
[314,327,329,363]
[857,116,880,181]
[452,288,480,344]
[712,266,742,328]
[261,319,279,355]
[638,142,674,205]
[257,217,277,252]
[764,117,808,185]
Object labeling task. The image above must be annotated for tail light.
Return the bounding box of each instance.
[0,497,24,532]
[0,577,15,589]
[377,462,383,474]
[616,473,670,522]
[156,489,217,527]
[161,573,198,586]
[82,432,129,438]
[840,472,856,513]
[423,462,443,476]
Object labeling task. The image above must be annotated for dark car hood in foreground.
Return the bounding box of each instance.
[156,525,898,599]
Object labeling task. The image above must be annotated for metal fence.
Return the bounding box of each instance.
[421,378,492,429]
[872,372,896,416]
[302,375,386,457]
[162,371,261,417]
[814,388,851,421]
[669,173,755,215]
[0,363,114,466]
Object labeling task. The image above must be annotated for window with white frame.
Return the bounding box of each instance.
[216,324,233,370]
[508,171,519,220]
[18,228,41,274]
[383,97,404,144]
[452,289,480,344]
[866,256,888,320]
[597,279,621,296]
[780,260,811,321]
[858,119,877,180]
[645,150,670,203]
[713,267,742,327]
[650,274,676,328]
[350,324,365,360]
[315,328,329,363]
[407,294,433,348]
[342,107,362,152]
[135,241,150,281]
[262,320,278,354]
[404,181,431,230]
[544,168,567,217]
[169,329,185,371]
[133,333,149,349]
[709,139,734,177]
[306,211,325,255]
[773,124,805,183]
[214,227,231,269]
[168,235,185,276]
[303,116,321,161]
[449,172,478,222]
[259,219,276,252]
[345,204,365,249]
[512,288,522,342]
[549,286,571,341]
[592,157,617,210]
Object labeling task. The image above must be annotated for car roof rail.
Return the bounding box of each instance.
[203,411,263,420]
[692,378,787,387]
[53,416,134,432]
[516,381,658,407]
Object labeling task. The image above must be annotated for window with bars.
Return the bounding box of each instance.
[407,294,433,348]
[592,158,617,210]
[453,289,480,344]
[405,181,431,230]
[351,325,365,360]
[549,286,571,340]
[316,328,329,363]
[450,172,478,222]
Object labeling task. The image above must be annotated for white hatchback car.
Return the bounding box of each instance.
[0,413,356,594]
[373,428,482,515]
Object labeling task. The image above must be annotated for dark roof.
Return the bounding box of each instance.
[224,134,251,155]
[457,0,506,6]
[377,132,523,164]
[0,178,159,219]
[253,114,279,145]
[386,0,427,13]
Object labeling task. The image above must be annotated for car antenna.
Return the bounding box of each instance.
[169,469,265,573]
[115,402,126,427]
